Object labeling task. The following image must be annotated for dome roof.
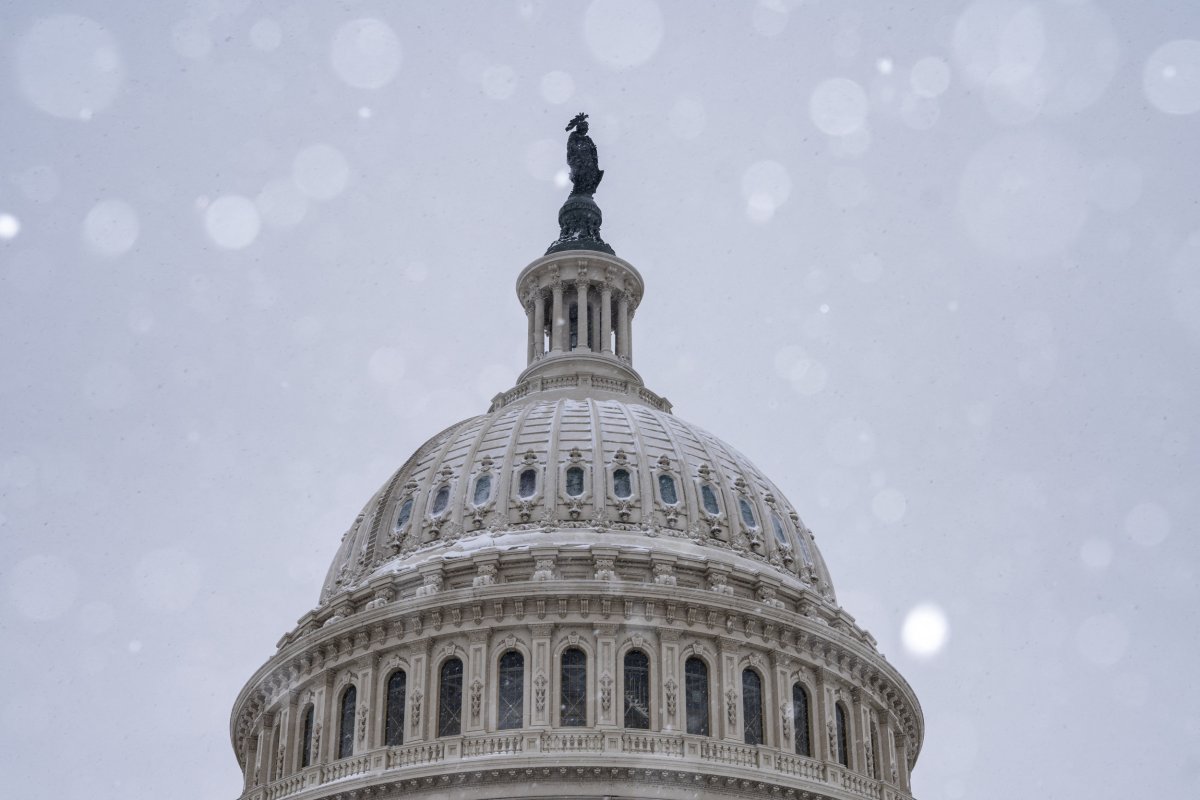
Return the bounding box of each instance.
[320,393,836,606]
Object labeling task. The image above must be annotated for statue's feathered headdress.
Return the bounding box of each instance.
[565,112,589,132]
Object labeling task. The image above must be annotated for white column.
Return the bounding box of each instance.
[533,291,545,358]
[616,293,630,360]
[575,281,589,351]
[551,284,565,352]
[600,285,613,354]
[526,297,535,364]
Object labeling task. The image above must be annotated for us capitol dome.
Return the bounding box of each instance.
[230,114,924,800]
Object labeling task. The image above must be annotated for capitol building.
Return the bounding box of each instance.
[230,117,924,800]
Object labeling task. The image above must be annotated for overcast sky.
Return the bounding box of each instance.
[2,1,1199,798]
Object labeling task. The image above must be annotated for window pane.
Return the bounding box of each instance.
[518,469,537,499]
[565,466,584,497]
[560,648,587,726]
[741,670,763,745]
[658,474,678,505]
[739,498,757,529]
[792,683,810,757]
[498,651,524,730]
[701,483,720,515]
[623,650,650,729]
[396,499,413,528]
[385,671,406,746]
[684,657,709,736]
[300,705,314,767]
[836,703,849,766]
[431,486,450,515]
[772,513,788,544]
[797,529,814,565]
[438,658,463,737]
[473,474,492,505]
[338,686,356,758]
[613,468,632,499]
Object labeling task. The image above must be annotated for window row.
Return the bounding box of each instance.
[292,653,845,765]
[393,471,814,558]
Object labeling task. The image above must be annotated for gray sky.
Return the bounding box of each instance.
[2,1,1199,798]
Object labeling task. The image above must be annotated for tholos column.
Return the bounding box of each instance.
[533,291,545,359]
[526,298,535,364]
[551,283,565,352]
[616,293,630,360]
[600,284,613,354]
[575,281,589,351]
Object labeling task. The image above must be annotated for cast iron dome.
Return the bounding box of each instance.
[230,118,924,800]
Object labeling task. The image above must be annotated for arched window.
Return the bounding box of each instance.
[299,704,315,767]
[497,650,524,730]
[271,722,283,781]
[613,468,632,498]
[739,498,758,529]
[560,648,587,726]
[396,499,413,529]
[438,658,463,737]
[565,466,584,497]
[792,683,811,756]
[473,474,492,505]
[701,483,720,515]
[658,473,678,505]
[797,529,814,565]
[385,670,406,746]
[684,657,709,736]
[870,722,881,778]
[518,468,537,499]
[835,703,850,767]
[431,486,450,516]
[338,685,356,758]
[741,669,764,745]
[771,513,789,545]
[623,650,650,729]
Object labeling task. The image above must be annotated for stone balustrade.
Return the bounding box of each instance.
[240,731,912,800]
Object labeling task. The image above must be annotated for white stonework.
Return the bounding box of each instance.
[230,249,924,800]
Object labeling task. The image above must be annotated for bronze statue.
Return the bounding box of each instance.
[565,113,603,197]
[547,113,614,255]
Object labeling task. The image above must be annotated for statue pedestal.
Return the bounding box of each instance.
[546,194,614,255]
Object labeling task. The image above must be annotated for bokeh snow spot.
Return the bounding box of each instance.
[1144,40,1200,115]
[481,64,518,100]
[83,199,139,257]
[256,180,308,229]
[810,78,869,136]
[16,14,125,120]
[871,488,907,524]
[204,195,261,250]
[584,0,664,69]
[741,160,791,223]
[901,603,949,658]
[330,18,401,89]
[0,214,20,240]
[1123,502,1171,548]
[910,56,951,98]
[293,144,350,201]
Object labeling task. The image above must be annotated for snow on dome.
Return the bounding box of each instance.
[319,395,834,605]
